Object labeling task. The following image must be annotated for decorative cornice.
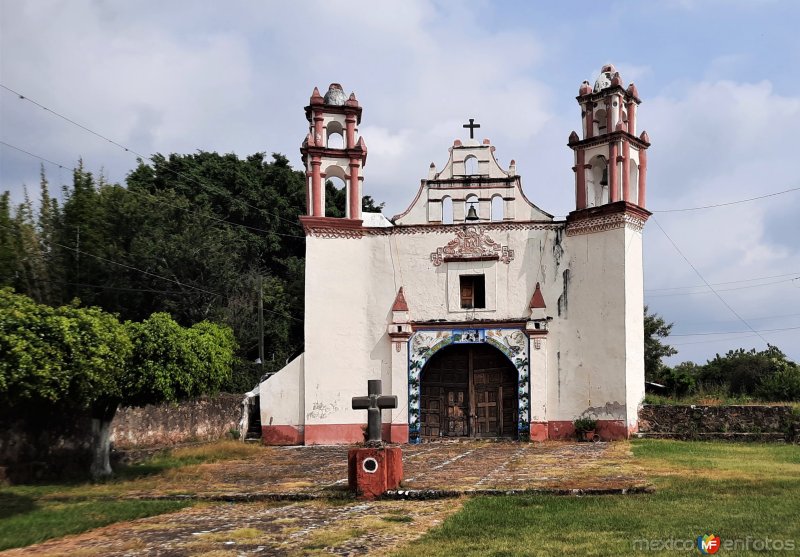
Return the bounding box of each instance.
[411,319,527,330]
[371,220,563,236]
[300,218,566,239]
[568,130,650,151]
[565,202,650,236]
[300,216,364,239]
[430,227,514,266]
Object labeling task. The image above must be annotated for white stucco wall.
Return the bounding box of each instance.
[260,353,305,427]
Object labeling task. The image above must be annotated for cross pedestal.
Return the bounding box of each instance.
[348,379,403,499]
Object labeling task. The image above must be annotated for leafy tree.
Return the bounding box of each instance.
[658,361,701,396]
[644,306,678,381]
[0,289,236,479]
[700,345,796,396]
[756,359,800,401]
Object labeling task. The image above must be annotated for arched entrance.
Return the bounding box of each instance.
[420,343,518,440]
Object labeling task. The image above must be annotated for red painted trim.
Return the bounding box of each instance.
[638,148,647,208]
[546,420,630,441]
[622,140,631,202]
[576,149,586,209]
[530,422,548,441]
[305,424,366,445]
[383,423,409,444]
[609,143,619,202]
[262,425,304,446]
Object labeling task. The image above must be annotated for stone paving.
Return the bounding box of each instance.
[2,440,649,556]
[120,439,648,499]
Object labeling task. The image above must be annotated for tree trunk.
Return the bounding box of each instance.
[89,400,118,480]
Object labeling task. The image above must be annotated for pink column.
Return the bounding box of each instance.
[585,104,594,139]
[349,160,360,220]
[575,149,586,210]
[311,157,322,216]
[638,149,647,208]
[305,171,313,216]
[609,142,619,202]
[605,100,613,135]
[622,140,631,202]
[346,114,356,149]
[314,112,324,146]
[627,101,636,135]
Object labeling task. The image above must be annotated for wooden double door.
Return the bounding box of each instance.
[420,344,518,440]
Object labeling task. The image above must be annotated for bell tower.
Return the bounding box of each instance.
[568,64,650,210]
[300,83,368,220]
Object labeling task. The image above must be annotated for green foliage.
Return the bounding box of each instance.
[1,152,318,391]
[644,306,677,381]
[572,417,597,432]
[756,359,800,401]
[124,313,236,406]
[0,287,131,407]
[0,289,235,410]
[657,361,701,396]
[700,345,791,396]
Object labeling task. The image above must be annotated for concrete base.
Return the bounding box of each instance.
[347,446,403,500]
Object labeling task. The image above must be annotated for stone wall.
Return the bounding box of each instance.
[638,405,798,442]
[0,394,243,482]
[111,394,242,449]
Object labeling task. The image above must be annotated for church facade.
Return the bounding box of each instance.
[259,65,651,445]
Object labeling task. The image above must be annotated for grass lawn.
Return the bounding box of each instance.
[0,441,262,551]
[393,440,800,557]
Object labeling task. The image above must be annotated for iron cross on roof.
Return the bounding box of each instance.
[352,379,398,444]
[463,118,481,139]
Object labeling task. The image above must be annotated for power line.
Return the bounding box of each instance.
[652,185,800,213]
[645,276,800,297]
[670,325,800,337]
[0,140,306,239]
[645,271,800,293]
[650,216,770,346]
[0,83,304,230]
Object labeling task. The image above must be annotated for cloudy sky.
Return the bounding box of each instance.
[1,0,799,365]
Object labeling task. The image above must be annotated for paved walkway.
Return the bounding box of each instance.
[3,441,649,556]
[122,440,648,499]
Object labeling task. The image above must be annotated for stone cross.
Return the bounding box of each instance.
[352,379,397,444]
[462,118,481,139]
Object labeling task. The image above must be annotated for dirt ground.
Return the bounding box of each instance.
[3,440,649,556]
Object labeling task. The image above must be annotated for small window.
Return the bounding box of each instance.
[460,275,485,309]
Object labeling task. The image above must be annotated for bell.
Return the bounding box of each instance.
[465,202,479,221]
[600,167,608,186]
